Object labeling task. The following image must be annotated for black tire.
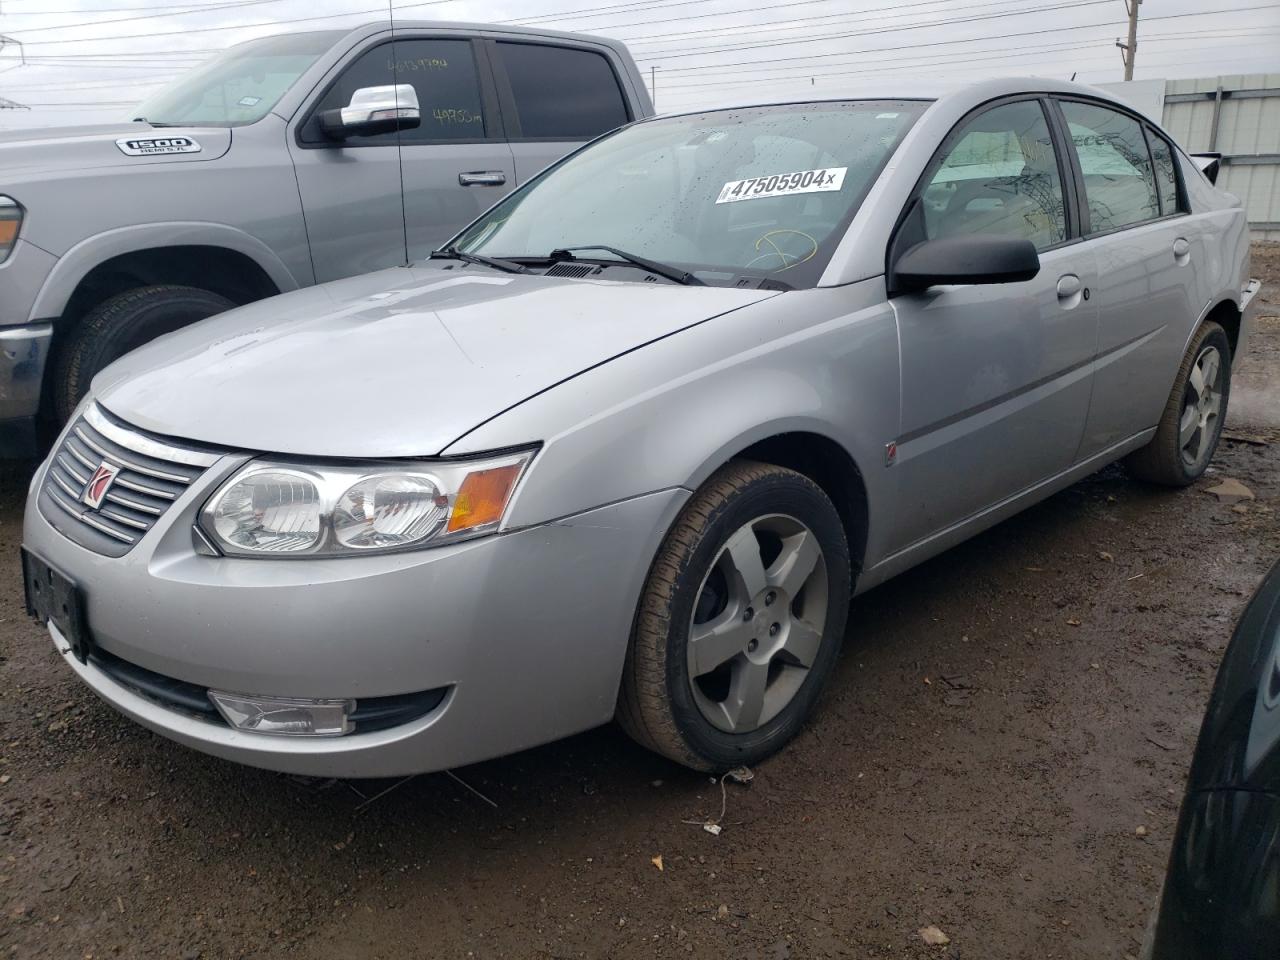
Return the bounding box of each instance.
[51,285,235,422]
[617,460,852,771]
[1125,321,1231,487]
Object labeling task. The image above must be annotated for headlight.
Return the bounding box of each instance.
[200,450,535,558]
[0,196,23,263]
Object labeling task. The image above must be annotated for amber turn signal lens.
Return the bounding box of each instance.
[446,463,523,533]
[0,220,17,247]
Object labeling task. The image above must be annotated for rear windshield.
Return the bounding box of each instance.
[132,31,343,128]
[453,100,929,289]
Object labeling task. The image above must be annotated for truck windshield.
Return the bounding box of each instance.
[131,31,343,127]
[452,100,928,289]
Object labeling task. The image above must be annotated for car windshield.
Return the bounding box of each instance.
[131,31,343,127]
[453,100,928,288]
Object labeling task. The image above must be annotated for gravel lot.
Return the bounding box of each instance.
[2,244,1278,960]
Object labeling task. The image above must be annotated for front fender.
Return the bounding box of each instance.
[29,221,302,322]
[446,280,902,565]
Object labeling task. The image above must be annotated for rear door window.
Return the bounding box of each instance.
[1145,127,1182,216]
[494,42,630,139]
[1058,100,1159,232]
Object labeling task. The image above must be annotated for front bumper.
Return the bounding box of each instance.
[0,322,52,456]
[24,451,686,777]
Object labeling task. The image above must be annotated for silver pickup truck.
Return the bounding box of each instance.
[0,21,652,455]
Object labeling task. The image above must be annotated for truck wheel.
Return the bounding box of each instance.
[617,460,851,771]
[51,285,234,422]
[1125,321,1231,487]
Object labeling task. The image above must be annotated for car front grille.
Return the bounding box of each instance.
[38,403,222,558]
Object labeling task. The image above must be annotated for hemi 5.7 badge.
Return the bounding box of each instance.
[115,136,201,157]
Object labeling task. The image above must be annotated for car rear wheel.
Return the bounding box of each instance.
[51,284,235,422]
[1125,321,1231,486]
[617,460,851,771]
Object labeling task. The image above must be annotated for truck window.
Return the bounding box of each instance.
[495,42,630,140]
[303,39,489,145]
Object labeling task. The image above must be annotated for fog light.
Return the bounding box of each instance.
[208,690,354,737]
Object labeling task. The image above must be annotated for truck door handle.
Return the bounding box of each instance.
[458,171,506,186]
[1173,237,1190,260]
[1056,274,1082,299]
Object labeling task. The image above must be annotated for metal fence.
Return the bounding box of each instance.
[1158,74,1280,241]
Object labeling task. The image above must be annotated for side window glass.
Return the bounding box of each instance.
[921,99,1066,251]
[305,39,486,145]
[1145,127,1181,216]
[1058,101,1159,232]
[496,42,629,139]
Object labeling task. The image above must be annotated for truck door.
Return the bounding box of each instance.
[487,39,635,186]
[288,36,515,281]
[388,37,516,262]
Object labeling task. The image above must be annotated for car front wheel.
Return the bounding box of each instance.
[618,460,851,771]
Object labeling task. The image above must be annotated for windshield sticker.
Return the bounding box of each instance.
[237,95,262,107]
[715,167,847,204]
[115,136,201,157]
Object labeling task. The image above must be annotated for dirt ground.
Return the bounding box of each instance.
[2,245,1279,960]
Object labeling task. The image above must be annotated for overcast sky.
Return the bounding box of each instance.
[0,0,1276,127]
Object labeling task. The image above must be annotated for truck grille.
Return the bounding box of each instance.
[38,403,222,558]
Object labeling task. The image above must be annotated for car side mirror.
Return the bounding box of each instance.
[1190,152,1221,185]
[319,84,421,140]
[890,235,1040,293]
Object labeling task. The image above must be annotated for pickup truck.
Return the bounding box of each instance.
[0,21,652,455]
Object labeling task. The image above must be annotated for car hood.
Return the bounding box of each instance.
[93,266,778,458]
[0,122,230,175]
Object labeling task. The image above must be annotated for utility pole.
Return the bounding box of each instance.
[650,65,660,110]
[1116,0,1141,80]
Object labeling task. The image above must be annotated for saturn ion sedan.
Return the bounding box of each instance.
[22,78,1260,777]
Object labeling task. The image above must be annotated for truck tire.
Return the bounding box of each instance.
[1125,321,1231,487]
[617,460,851,771]
[51,285,235,422]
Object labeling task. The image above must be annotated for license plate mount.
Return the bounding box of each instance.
[21,547,92,663]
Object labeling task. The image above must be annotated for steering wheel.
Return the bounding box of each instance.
[744,229,820,272]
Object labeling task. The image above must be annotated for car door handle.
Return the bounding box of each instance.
[458,171,506,186]
[1173,237,1190,259]
[1056,274,1082,299]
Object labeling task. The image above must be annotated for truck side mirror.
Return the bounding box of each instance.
[319,84,421,141]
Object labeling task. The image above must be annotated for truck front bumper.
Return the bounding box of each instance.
[0,322,52,457]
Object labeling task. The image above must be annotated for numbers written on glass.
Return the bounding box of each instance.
[390,57,449,72]
[432,107,482,126]
[716,166,848,204]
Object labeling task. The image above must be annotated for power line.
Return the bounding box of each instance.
[630,2,1280,72]
[653,26,1280,91]
[613,0,1038,46]
[12,0,465,45]
[656,34,1280,96]
[2,0,293,35]
[625,0,1259,63]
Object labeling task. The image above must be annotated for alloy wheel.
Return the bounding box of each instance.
[1179,344,1223,468]
[687,514,829,734]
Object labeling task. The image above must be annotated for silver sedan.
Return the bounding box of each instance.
[22,78,1259,777]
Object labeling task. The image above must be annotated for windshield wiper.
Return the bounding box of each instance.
[429,247,529,275]
[547,245,704,286]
